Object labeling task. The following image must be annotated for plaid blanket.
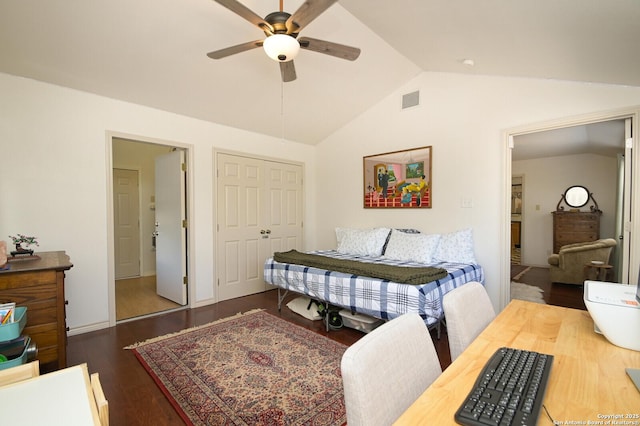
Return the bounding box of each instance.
[273,250,448,285]
[265,250,485,325]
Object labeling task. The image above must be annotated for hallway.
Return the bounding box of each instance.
[116,276,182,321]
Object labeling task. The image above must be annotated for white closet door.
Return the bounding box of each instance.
[216,153,303,301]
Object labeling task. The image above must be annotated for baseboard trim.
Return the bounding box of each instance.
[67,321,111,336]
[193,298,216,308]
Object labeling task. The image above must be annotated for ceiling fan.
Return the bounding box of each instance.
[207,0,361,82]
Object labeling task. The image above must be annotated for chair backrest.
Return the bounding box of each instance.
[340,313,442,426]
[90,372,109,426]
[443,282,496,362]
[0,360,39,386]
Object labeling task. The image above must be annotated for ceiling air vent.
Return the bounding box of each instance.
[401,90,420,110]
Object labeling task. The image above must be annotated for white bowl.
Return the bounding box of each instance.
[591,260,604,265]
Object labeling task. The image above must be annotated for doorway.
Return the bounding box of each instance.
[503,109,638,309]
[110,136,190,323]
[511,176,523,265]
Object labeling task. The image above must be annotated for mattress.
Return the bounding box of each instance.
[264,250,484,326]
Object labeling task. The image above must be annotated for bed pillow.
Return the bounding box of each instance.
[381,228,421,254]
[335,227,391,256]
[433,228,477,263]
[383,229,441,263]
[286,296,322,321]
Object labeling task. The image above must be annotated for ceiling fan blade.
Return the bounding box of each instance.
[280,61,297,82]
[207,40,263,59]
[213,0,274,33]
[299,37,361,61]
[286,0,336,34]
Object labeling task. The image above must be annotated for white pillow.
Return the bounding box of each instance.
[335,227,391,256]
[433,228,477,264]
[383,230,441,263]
[286,296,322,321]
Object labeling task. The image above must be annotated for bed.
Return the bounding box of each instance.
[263,227,485,335]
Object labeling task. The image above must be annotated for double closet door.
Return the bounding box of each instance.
[216,153,303,301]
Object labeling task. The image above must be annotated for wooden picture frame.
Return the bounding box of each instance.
[363,146,432,208]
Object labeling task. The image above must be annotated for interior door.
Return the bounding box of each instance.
[620,118,633,283]
[216,153,303,301]
[217,154,264,301]
[263,160,304,274]
[155,150,187,305]
[113,169,141,279]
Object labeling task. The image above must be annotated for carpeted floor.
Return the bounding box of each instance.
[127,309,347,426]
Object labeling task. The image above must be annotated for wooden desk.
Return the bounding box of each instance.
[0,251,72,369]
[0,363,100,425]
[395,300,640,425]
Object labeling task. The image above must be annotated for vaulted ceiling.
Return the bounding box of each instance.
[1,1,638,145]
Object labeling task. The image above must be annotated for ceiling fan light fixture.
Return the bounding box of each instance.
[263,34,300,62]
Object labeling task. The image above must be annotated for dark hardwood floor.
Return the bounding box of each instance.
[511,265,586,310]
[67,289,451,426]
[66,267,584,425]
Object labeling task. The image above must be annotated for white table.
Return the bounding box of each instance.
[0,363,100,425]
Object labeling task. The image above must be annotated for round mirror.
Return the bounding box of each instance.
[564,185,589,208]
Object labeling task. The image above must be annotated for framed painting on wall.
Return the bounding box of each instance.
[363,146,432,208]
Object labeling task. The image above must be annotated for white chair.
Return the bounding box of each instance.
[443,281,496,362]
[341,313,442,426]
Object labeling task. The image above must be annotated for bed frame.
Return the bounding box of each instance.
[264,250,484,337]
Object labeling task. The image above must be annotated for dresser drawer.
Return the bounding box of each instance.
[24,322,59,364]
[0,283,57,306]
[35,346,59,365]
[556,233,598,247]
[554,212,600,222]
[0,271,57,290]
[23,302,59,325]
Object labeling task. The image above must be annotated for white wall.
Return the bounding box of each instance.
[315,72,640,309]
[3,70,640,331]
[0,72,317,333]
[513,153,618,267]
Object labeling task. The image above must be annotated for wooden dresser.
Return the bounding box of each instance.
[0,251,72,370]
[552,211,601,253]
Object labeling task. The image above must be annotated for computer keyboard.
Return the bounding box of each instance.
[454,347,554,426]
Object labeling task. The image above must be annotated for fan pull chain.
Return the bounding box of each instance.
[280,80,285,142]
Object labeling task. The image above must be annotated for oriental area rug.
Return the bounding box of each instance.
[126,309,347,426]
